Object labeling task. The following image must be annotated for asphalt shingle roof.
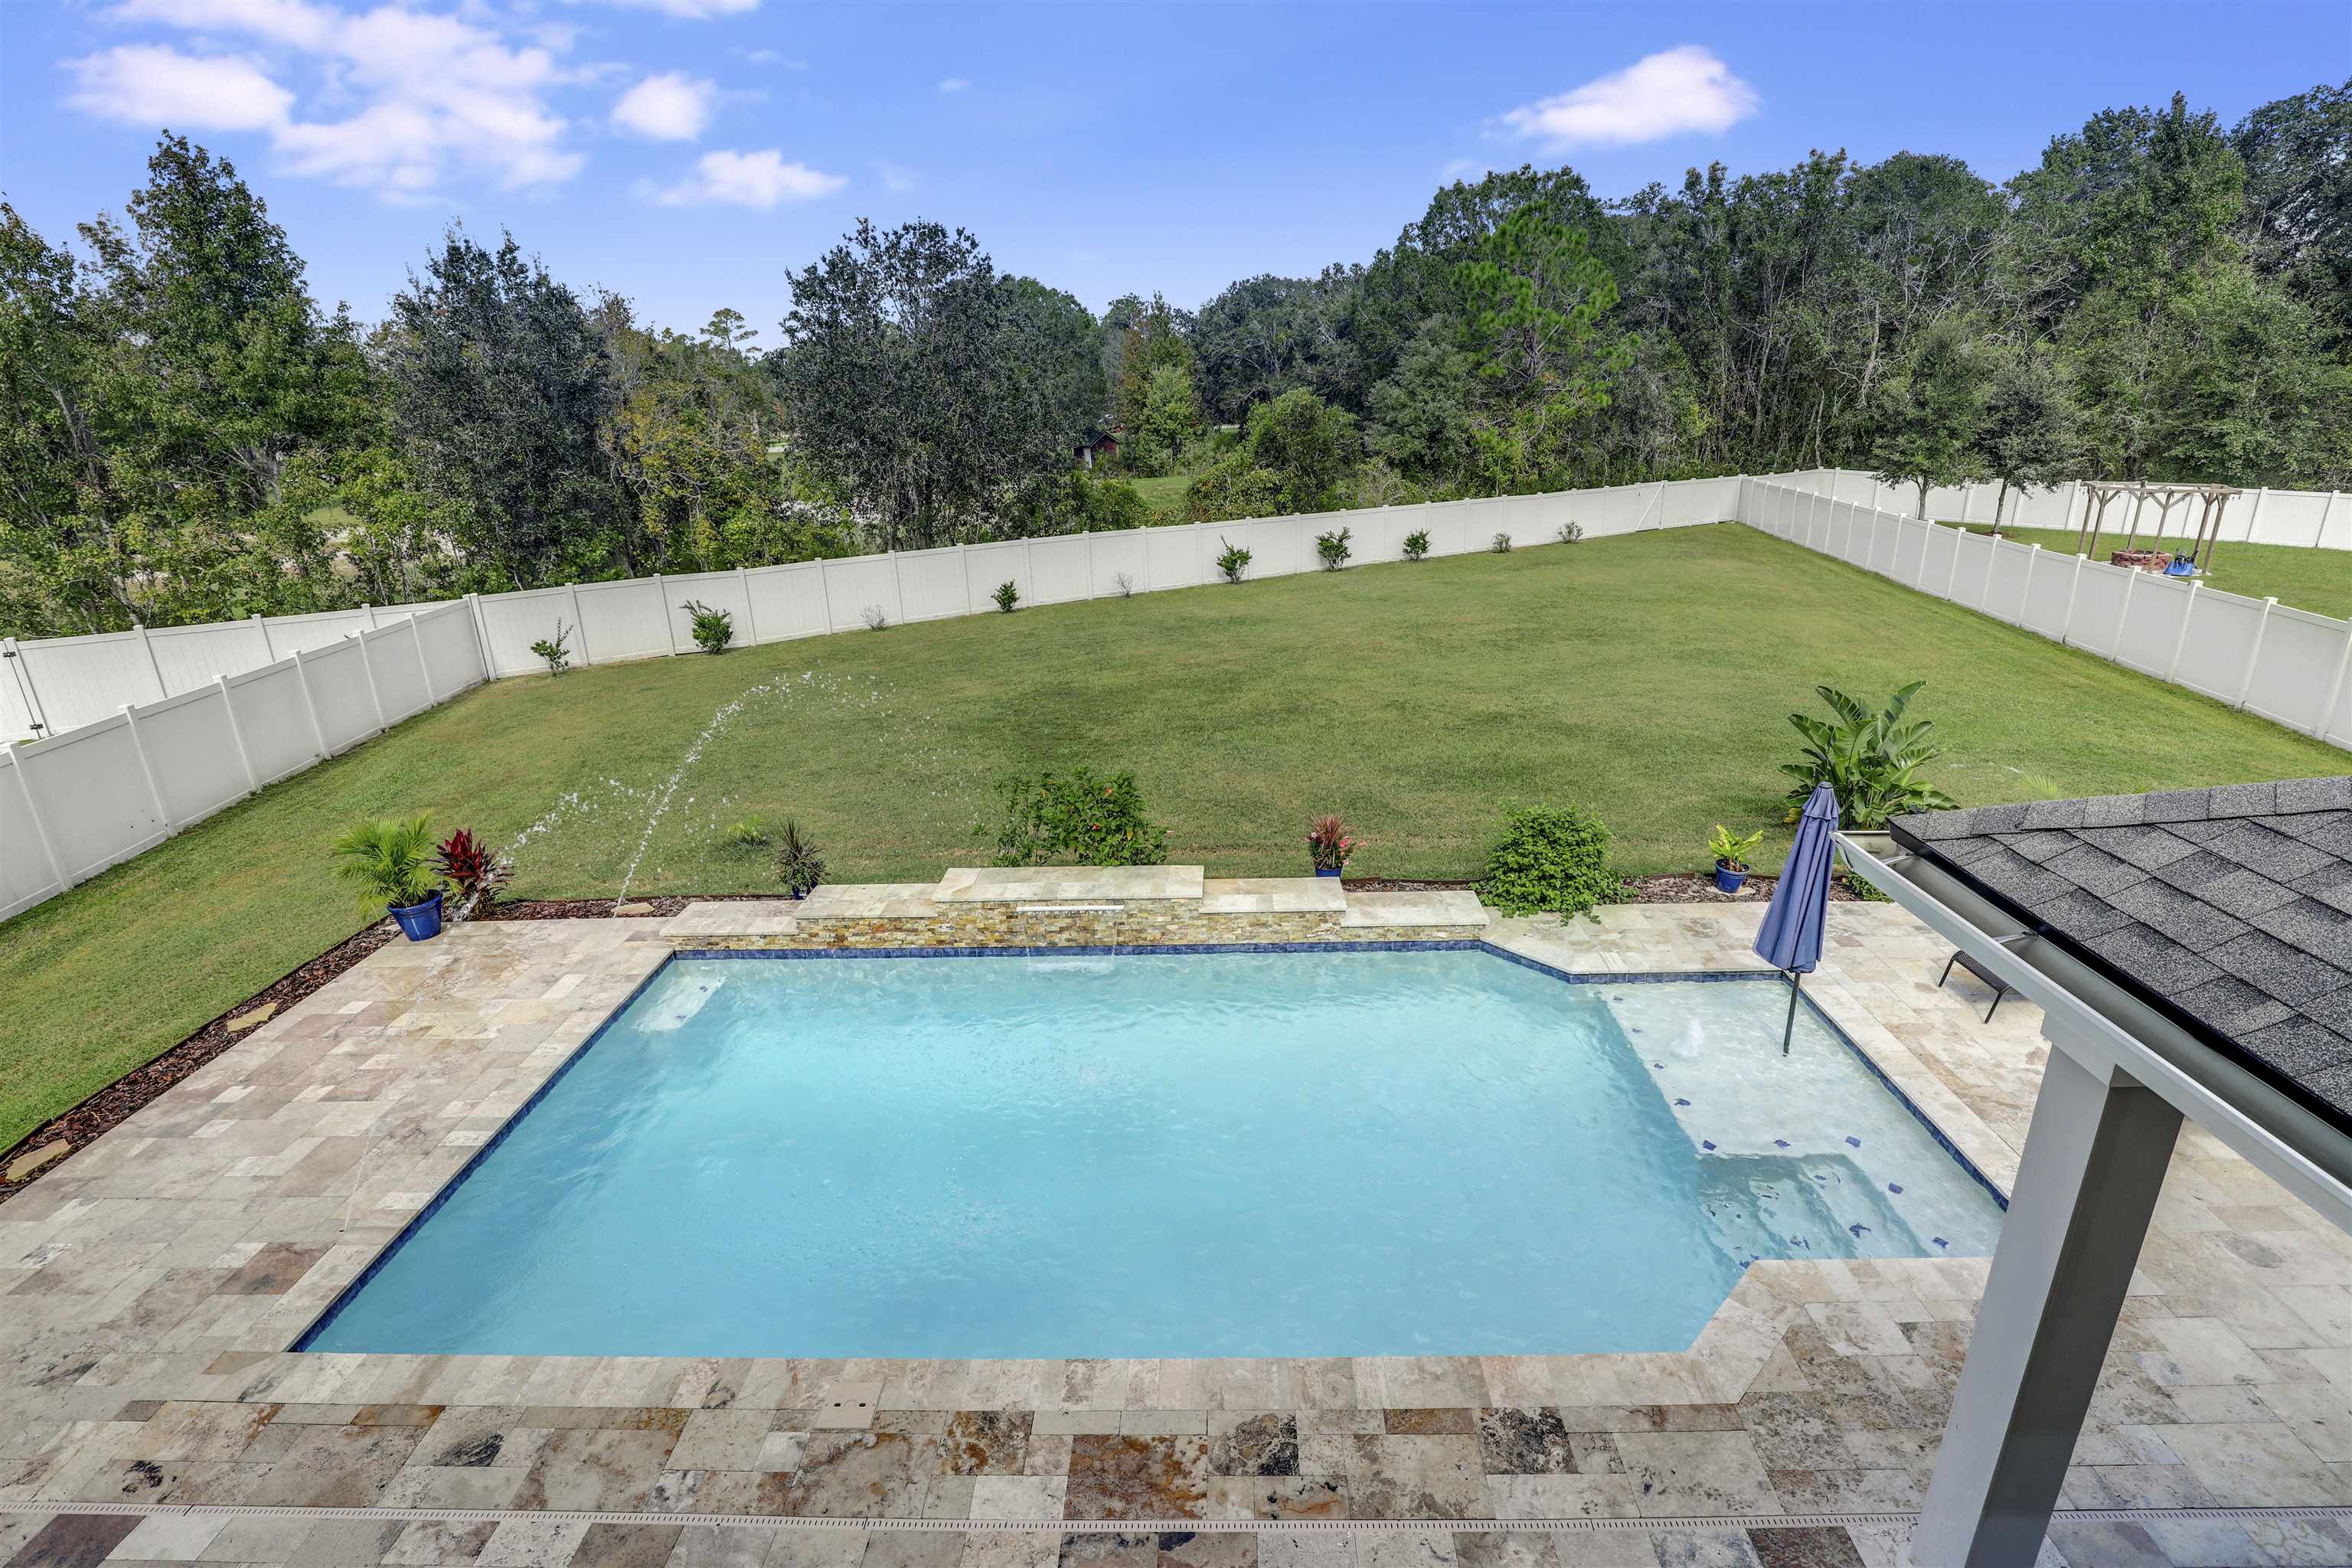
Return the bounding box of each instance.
[1891,776,2352,1124]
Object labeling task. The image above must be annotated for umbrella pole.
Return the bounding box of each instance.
[1782,969,1801,1055]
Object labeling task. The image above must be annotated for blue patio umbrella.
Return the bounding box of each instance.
[1754,782,1841,1054]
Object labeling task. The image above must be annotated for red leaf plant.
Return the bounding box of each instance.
[433,828,511,919]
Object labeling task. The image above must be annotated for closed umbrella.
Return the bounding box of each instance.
[1754,782,1840,1054]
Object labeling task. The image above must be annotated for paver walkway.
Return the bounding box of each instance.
[2,904,2347,1568]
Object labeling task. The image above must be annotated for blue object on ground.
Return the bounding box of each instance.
[390,890,443,942]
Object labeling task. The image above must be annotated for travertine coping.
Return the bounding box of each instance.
[2,900,2345,1558]
[935,866,1209,903]
[1200,878,1349,915]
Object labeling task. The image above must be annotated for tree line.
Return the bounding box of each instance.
[1,81,2344,637]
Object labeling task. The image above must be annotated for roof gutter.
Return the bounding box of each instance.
[1837,828,2352,1236]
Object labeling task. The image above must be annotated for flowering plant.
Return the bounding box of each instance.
[1305,813,1364,872]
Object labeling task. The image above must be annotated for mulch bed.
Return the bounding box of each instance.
[1,872,1857,1205]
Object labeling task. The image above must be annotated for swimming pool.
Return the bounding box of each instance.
[300,945,2004,1359]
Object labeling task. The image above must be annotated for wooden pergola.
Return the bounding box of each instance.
[2073,480,2242,573]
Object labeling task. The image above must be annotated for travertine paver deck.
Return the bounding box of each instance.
[2,903,2347,1568]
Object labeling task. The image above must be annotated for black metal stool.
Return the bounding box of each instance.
[1939,948,2014,1023]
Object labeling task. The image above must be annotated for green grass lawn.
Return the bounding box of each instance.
[1952,522,2350,619]
[4,521,2344,1153]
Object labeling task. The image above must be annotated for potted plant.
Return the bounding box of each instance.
[1708,824,1766,894]
[334,814,445,940]
[1306,814,1364,879]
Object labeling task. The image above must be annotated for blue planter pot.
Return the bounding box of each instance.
[1713,863,1749,895]
[390,890,444,942]
[1314,866,1344,879]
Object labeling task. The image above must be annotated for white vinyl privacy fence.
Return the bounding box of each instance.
[1740,478,2352,750]
[0,479,1736,921]
[6,470,2344,925]
[1,600,488,919]
[1766,467,2352,549]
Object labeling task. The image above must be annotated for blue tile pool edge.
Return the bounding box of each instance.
[289,939,2006,1353]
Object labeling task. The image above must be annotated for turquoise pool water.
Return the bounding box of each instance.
[301,947,2004,1359]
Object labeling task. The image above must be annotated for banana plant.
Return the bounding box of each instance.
[1780,681,1957,829]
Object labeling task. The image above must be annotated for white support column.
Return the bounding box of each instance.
[3,636,51,736]
[466,592,494,678]
[1915,1034,2181,1568]
[737,567,760,645]
[2060,555,2086,645]
[2111,565,2139,660]
[2165,581,2203,682]
[655,574,679,655]
[120,703,173,833]
[291,647,331,760]
[2236,597,2278,710]
[7,740,70,893]
[134,622,168,700]
[1945,531,1964,601]
[2309,610,2352,742]
[405,612,431,701]
[566,583,590,665]
[1979,532,1998,609]
[354,630,388,733]
[214,675,260,792]
[2017,544,2040,626]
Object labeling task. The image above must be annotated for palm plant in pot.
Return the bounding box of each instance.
[1707,825,1766,894]
[333,814,445,940]
[1306,814,1364,879]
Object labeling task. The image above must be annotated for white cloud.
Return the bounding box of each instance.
[68,0,593,197]
[936,76,969,93]
[1496,45,1758,149]
[652,148,844,207]
[67,44,293,130]
[875,158,913,193]
[612,71,715,140]
[575,0,756,16]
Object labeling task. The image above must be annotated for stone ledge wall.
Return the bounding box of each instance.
[693,904,1484,950]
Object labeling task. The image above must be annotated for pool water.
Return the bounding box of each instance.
[301,948,2004,1359]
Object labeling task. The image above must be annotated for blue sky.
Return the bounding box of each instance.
[2,2,2344,336]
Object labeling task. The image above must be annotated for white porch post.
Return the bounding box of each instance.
[1914,1027,2182,1567]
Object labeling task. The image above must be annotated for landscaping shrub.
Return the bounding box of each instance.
[1556,521,1584,544]
[1491,532,1513,553]
[1402,528,1430,561]
[727,818,770,848]
[531,622,572,676]
[1113,572,1137,597]
[861,605,890,631]
[1217,537,1252,583]
[994,580,1021,612]
[1480,803,1618,918]
[774,819,826,897]
[682,600,733,653]
[1316,527,1352,570]
[1781,681,1957,828]
[1306,813,1364,872]
[991,766,1169,867]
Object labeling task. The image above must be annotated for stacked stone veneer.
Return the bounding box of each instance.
[661,866,1490,950]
